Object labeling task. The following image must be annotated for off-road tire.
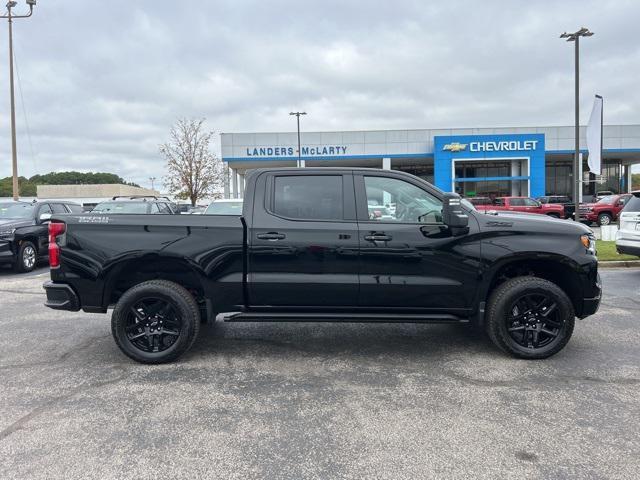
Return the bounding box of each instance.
[111,280,201,364]
[485,277,575,359]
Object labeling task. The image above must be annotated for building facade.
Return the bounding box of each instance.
[221,125,640,200]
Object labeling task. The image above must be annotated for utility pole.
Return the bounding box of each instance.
[289,111,307,168]
[2,1,36,201]
[560,27,593,221]
[149,177,156,190]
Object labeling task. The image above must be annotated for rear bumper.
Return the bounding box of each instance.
[616,239,640,257]
[43,281,80,311]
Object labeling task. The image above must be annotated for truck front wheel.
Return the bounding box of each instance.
[485,277,575,359]
[14,240,37,273]
[111,280,201,364]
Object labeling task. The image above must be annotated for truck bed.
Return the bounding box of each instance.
[50,213,246,313]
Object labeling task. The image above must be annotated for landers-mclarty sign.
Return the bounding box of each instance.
[246,145,348,157]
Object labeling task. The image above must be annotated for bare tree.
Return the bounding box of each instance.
[160,118,224,206]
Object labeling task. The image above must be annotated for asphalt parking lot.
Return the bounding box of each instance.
[0,266,639,479]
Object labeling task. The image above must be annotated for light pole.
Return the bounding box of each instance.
[2,0,36,201]
[149,177,156,190]
[560,27,593,221]
[289,111,307,168]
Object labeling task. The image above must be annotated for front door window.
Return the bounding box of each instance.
[364,176,443,224]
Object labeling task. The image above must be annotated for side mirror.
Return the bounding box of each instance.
[39,213,51,223]
[442,193,469,235]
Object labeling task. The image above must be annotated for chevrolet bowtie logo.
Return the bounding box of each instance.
[443,142,468,152]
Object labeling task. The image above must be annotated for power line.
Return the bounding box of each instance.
[12,40,38,173]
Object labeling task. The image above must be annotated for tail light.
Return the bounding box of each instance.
[48,222,66,269]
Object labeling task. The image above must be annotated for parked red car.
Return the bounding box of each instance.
[474,196,565,218]
[578,194,632,226]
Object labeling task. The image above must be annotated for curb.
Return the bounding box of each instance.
[599,260,640,269]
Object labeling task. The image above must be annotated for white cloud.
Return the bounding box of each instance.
[1,0,639,188]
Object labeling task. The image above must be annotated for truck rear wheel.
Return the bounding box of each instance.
[485,277,575,359]
[111,280,201,364]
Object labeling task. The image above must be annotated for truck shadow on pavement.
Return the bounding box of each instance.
[186,320,498,362]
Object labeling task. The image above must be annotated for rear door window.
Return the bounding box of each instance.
[273,175,343,220]
[64,203,84,213]
[157,203,173,214]
[50,203,68,214]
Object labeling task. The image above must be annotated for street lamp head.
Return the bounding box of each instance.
[560,27,594,41]
[6,1,17,8]
[26,0,36,6]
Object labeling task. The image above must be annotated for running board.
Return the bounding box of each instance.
[223,312,468,324]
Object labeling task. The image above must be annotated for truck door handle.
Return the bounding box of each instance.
[257,232,286,240]
[364,233,392,242]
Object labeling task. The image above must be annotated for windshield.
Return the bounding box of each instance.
[204,201,243,215]
[0,202,35,219]
[596,196,615,205]
[92,202,149,214]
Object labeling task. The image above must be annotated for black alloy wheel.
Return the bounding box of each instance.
[506,293,563,350]
[485,277,575,359]
[111,280,200,364]
[126,297,183,353]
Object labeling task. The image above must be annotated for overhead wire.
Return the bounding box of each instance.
[12,37,38,173]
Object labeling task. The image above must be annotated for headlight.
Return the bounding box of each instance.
[0,228,15,238]
[581,234,596,255]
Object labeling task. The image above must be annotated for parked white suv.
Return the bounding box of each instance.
[616,191,640,258]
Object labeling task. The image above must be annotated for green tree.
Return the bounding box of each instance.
[1,171,140,197]
[633,173,639,190]
[0,176,35,197]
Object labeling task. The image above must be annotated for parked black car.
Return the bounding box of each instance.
[44,168,601,364]
[538,195,575,219]
[0,200,82,272]
[91,196,176,215]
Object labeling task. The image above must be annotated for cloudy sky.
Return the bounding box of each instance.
[1,0,639,188]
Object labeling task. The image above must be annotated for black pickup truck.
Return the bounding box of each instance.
[44,168,601,363]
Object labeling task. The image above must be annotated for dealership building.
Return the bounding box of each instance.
[221,124,640,200]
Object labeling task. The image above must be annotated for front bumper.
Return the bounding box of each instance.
[43,281,80,311]
[580,273,602,318]
[0,240,16,264]
[577,211,598,222]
